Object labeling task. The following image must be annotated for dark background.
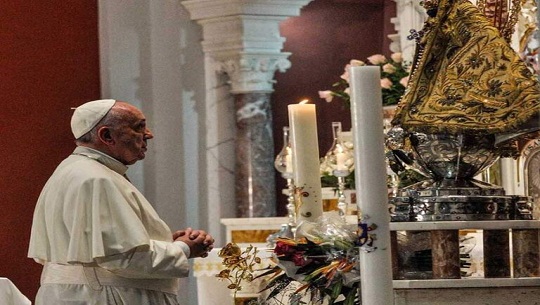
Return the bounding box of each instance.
[273,0,396,215]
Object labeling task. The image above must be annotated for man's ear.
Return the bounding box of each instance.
[96,126,114,145]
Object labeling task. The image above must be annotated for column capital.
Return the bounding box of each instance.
[182,0,313,93]
[214,53,291,94]
[182,0,313,20]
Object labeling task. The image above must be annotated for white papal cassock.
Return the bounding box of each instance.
[28,146,190,305]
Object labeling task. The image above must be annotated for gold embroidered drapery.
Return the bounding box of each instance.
[392,0,539,136]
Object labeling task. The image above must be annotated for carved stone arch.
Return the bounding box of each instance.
[521,139,540,218]
[390,0,428,62]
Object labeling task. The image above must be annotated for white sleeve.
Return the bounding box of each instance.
[175,241,191,258]
[94,240,190,279]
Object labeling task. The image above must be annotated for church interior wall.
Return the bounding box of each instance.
[1,0,394,303]
[0,0,101,300]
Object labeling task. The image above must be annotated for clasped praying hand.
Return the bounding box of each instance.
[173,228,215,258]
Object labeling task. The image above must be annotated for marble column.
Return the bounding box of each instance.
[431,230,461,279]
[512,229,540,277]
[235,92,276,217]
[182,0,314,218]
[483,230,510,277]
[215,54,292,217]
[391,231,400,279]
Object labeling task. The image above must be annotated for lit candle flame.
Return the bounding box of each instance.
[299,99,309,104]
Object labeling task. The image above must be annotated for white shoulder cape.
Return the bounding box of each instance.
[28,148,172,263]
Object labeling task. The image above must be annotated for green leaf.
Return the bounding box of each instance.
[330,280,343,300]
[344,287,357,305]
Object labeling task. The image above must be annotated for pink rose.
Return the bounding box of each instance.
[382,63,396,74]
[367,54,387,65]
[318,90,334,103]
[390,52,403,63]
[380,78,392,89]
[399,76,409,87]
[292,252,307,266]
[274,241,295,256]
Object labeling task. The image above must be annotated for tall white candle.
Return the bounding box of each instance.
[285,149,293,173]
[336,150,347,171]
[288,102,323,222]
[349,66,393,305]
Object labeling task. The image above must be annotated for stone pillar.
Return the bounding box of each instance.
[483,230,511,277]
[431,230,461,279]
[391,231,400,279]
[513,229,540,277]
[233,92,275,217]
[182,0,313,217]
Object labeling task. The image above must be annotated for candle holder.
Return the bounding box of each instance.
[274,126,297,228]
[321,122,355,218]
[333,171,350,219]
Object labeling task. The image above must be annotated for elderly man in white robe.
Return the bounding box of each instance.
[28,99,214,305]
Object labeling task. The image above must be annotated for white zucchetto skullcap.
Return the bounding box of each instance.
[71,99,116,139]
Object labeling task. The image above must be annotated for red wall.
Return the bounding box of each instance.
[273,0,396,214]
[0,1,101,300]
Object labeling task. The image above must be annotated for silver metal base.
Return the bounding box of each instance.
[390,179,533,222]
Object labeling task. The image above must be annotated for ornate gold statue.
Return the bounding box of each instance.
[387,0,539,222]
[392,0,539,139]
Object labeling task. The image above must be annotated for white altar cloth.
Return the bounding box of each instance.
[0,278,31,305]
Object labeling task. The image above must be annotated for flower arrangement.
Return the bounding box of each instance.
[319,53,410,106]
[259,237,360,305]
[259,214,378,305]
[216,214,377,305]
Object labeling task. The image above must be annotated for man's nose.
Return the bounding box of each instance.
[145,128,154,139]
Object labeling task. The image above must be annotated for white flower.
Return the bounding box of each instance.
[350,59,365,66]
[318,90,334,103]
[380,78,392,89]
[343,141,354,150]
[367,54,386,65]
[342,61,366,83]
[340,64,351,83]
[399,76,409,87]
[318,52,410,106]
[390,52,403,63]
[382,63,396,74]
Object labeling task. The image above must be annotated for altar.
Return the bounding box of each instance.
[190,0,540,303]
[192,217,540,305]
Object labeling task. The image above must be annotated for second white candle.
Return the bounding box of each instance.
[288,103,323,222]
